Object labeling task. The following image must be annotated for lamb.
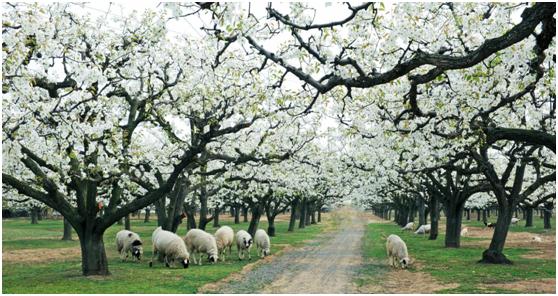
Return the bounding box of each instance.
[254,229,271,258]
[460,227,469,237]
[149,226,190,268]
[511,217,521,225]
[414,224,431,235]
[401,222,415,231]
[215,226,234,262]
[386,234,410,269]
[184,229,219,265]
[115,230,143,261]
[236,230,253,260]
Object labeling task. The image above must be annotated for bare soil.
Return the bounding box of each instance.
[3,247,81,263]
[479,278,556,294]
[203,208,367,293]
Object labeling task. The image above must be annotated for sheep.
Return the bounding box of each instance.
[511,217,521,225]
[254,229,271,258]
[116,230,143,261]
[414,224,431,235]
[149,226,190,268]
[532,236,543,243]
[184,229,219,265]
[386,234,410,269]
[460,227,469,237]
[401,222,415,231]
[236,230,253,260]
[215,226,234,262]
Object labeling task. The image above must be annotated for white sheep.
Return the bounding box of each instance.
[236,230,253,260]
[532,236,543,243]
[215,226,234,262]
[254,229,271,258]
[116,230,143,261]
[460,227,468,237]
[414,224,431,235]
[401,222,415,231]
[511,217,521,225]
[184,229,219,265]
[386,234,410,269]
[149,226,190,268]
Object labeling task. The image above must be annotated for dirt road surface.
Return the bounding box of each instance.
[206,208,367,293]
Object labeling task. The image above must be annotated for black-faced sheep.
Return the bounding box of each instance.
[116,230,143,261]
[236,230,253,260]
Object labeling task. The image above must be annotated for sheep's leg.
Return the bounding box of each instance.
[149,246,157,267]
[248,247,251,260]
[192,251,197,265]
[120,249,127,261]
[198,252,202,266]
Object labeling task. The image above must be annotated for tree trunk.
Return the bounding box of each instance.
[305,202,312,226]
[267,216,276,237]
[124,214,131,230]
[242,206,248,222]
[418,199,426,226]
[247,206,262,237]
[62,217,73,240]
[213,207,220,228]
[444,200,464,248]
[477,209,481,221]
[78,231,110,275]
[288,200,298,232]
[299,199,306,229]
[525,207,533,227]
[482,209,488,224]
[318,208,322,223]
[37,208,43,221]
[428,196,439,240]
[234,205,240,224]
[311,206,317,224]
[30,207,39,224]
[466,209,471,221]
[479,206,513,264]
[144,208,150,223]
[543,202,553,229]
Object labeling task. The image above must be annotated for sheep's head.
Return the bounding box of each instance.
[243,237,253,248]
[181,258,189,268]
[263,249,270,256]
[208,254,218,263]
[131,240,143,260]
[400,257,410,269]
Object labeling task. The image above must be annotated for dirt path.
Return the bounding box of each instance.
[204,208,367,293]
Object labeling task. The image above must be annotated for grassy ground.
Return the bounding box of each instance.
[2,215,328,293]
[360,216,556,293]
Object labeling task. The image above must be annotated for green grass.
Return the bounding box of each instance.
[360,222,556,293]
[2,216,328,293]
[461,215,555,235]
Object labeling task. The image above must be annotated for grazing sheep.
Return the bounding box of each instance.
[460,227,469,237]
[414,224,431,235]
[386,234,410,269]
[236,230,253,260]
[401,222,415,231]
[149,227,190,268]
[532,236,543,243]
[511,217,521,225]
[484,222,495,228]
[116,230,143,261]
[184,229,219,265]
[215,226,234,262]
[254,229,271,258]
